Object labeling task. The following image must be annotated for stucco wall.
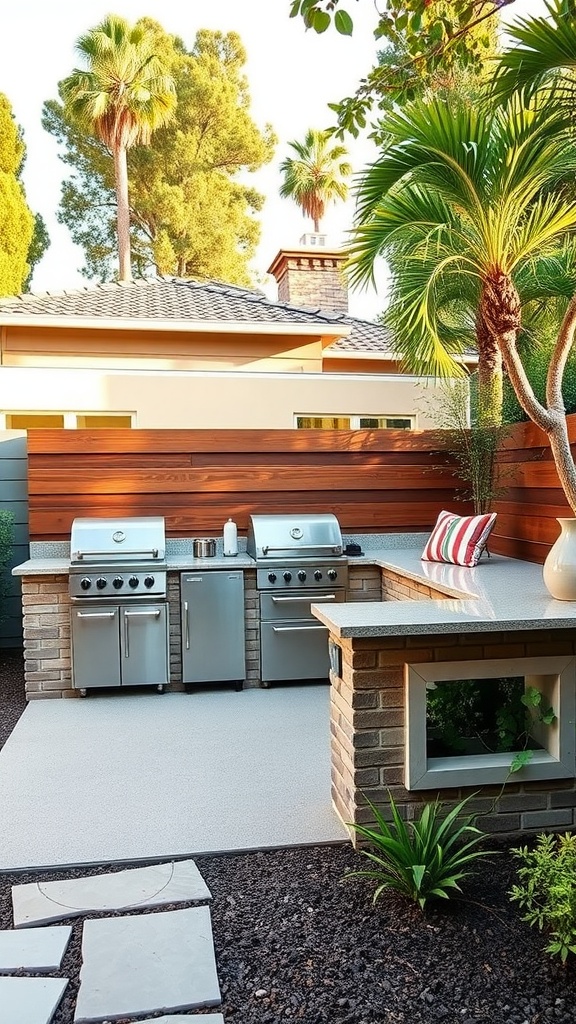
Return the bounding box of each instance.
[0,366,447,430]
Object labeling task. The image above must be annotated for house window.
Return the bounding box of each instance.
[296,416,351,429]
[295,415,415,430]
[405,656,576,790]
[358,417,413,430]
[5,413,65,429]
[76,415,133,428]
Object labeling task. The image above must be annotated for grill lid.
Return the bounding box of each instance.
[70,516,166,564]
[247,513,343,561]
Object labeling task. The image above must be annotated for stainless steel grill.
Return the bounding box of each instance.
[247,513,348,684]
[69,516,169,695]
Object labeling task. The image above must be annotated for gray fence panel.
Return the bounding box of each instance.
[0,433,29,649]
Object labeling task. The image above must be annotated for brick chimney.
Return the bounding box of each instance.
[267,234,349,314]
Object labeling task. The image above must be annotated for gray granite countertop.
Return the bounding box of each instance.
[12,553,256,576]
[311,548,576,638]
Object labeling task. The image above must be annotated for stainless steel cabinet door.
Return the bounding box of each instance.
[181,571,246,683]
[260,619,330,682]
[71,606,121,689]
[121,604,169,687]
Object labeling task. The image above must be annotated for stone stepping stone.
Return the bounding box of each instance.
[0,924,71,973]
[12,859,211,928]
[137,1018,225,1023]
[0,976,68,1024]
[74,905,221,1023]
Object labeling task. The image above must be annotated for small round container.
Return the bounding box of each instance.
[193,538,217,558]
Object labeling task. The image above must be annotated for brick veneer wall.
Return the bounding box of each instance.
[381,567,457,602]
[330,627,576,837]
[347,565,383,602]
[22,576,74,699]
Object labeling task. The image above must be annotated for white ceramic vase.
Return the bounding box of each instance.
[543,517,576,601]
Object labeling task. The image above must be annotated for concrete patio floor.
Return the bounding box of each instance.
[0,685,348,872]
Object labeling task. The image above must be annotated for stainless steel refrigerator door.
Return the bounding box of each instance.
[120,604,169,687]
[71,605,121,689]
[181,571,246,683]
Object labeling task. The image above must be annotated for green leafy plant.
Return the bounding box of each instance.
[0,510,14,624]
[510,833,576,962]
[344,791,491,910]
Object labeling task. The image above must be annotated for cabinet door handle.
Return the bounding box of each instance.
[184,601,190,650]
[124,610,129,658]
[76,611,115,620]
[271,594,336,603]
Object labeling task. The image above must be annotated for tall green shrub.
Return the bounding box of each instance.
[0,510,14,623]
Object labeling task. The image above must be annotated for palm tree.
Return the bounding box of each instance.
[61,15,176,282]
[492,0,576,108]
[279,129,351,233]
[347,98,576,435]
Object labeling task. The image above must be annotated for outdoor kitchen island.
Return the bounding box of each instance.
[311,547,576,838]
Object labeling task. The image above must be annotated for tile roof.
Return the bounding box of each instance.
[0,276,397,357]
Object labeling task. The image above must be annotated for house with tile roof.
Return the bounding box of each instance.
[0,241,477,432]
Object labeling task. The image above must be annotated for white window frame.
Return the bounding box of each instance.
[405,656,576,790]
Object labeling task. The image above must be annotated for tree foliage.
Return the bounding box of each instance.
[291,0,513,135]
[347,98,576,426]
[279,128,351,232]
[0,93,36,296]
[59,14,177,281]
[43,23,276,284]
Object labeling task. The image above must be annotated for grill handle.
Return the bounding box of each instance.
[261,544,342,556]
[272,625,328,633]
[74,547,160,560]
[271,594,336,603]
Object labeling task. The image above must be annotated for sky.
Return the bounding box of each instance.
[0,0,547,321]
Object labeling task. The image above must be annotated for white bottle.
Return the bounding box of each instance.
[223,517,238,556]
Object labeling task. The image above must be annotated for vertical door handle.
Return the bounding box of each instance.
[184,601,190,650]
[124,610,129,658]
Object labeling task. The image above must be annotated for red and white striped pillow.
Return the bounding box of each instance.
[422,510,497,567]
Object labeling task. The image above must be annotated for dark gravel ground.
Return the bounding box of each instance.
[1,653,576,1024]
[0,648,27,751]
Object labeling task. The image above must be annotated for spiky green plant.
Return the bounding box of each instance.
[344,792,491,910]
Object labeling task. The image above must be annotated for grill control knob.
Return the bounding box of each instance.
[144,575,155,588]
[112,576,124,590]
[268,572,277,583]
[96,577,107,590]
[314,570,322,581]
[80,577,92,591]
[128,576,139,589]
[283,571,292,582]
[297,570,307,582]
[327,569,338,581]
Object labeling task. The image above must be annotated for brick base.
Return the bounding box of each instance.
[330,628,576,838]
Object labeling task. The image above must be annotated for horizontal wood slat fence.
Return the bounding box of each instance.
[491,415,576,563]
[26,429,470,542]
[26,418,576,562]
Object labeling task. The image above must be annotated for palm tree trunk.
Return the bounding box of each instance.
[475,307,503,428]
[496,286,576,514]
[114,145,132,282]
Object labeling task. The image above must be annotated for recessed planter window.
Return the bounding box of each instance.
[405,657,576,790]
